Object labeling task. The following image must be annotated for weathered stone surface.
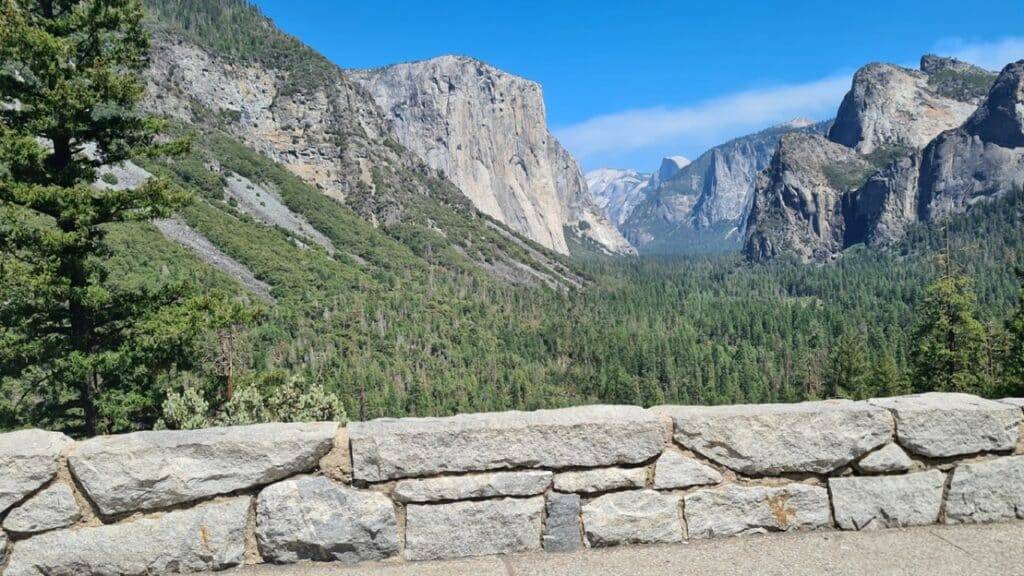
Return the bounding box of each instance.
[350,406,663,482]
[743,133,873,263]
[553,467,646,494]
[830,471,945,530]
[349,56,633,256]
[394,471,552,503]
[653,451,723,490]
[1001,398,1024,409]
[69,422,337,515]
[0,430,73,514]
[684,484,831,538]
[856,443,914,474]
[318,426,352,484]
[656,400,892,475]
[405,497,544,561]
[945,456,1024,524]
[3,483,81,535]
[829,63,976,154]
[582,490,682,547]
[0,530,7,564]
[543,492,582,552]
[256,475,399,564]
[870,393,1021,458]
[4,497,248,576]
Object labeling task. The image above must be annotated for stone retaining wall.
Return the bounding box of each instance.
[1,393,1022,575]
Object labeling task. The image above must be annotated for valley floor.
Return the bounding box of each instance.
[215,521,1024,576]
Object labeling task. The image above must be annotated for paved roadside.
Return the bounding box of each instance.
[216,521,1024,576]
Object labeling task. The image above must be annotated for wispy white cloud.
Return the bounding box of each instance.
[555,74,850,166]
[932,36,1024,71]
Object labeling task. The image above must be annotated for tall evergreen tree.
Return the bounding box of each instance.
[824,331,871,399]
[909,275,991,394]
[0,0,190,435]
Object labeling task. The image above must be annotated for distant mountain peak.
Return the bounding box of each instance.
[780,117,815,129]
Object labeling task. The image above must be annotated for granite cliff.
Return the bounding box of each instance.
[350,56,634,256]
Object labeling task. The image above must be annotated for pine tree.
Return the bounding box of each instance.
[824,332,871,399]
[909,275,991,394]
[0,0,190,435]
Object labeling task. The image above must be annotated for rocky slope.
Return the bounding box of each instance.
[917,60,1024,221]
[349,56,634,256]
[828,63,977,155]
[140,0,584,288]
[745,133,871,262]
[745,55,1014,263]
[621,119,826,254]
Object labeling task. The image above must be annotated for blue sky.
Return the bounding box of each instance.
[252,0,1024,172]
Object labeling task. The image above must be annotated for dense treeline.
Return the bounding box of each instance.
[2,0,1023,437]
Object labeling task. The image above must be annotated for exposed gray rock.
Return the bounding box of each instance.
[3,483,81,535]
[624,120,828,254]
[1001,398,1024,409]
[3,497,248,576]
[350,56,634,256]
[256,476,399,564]
[0,430,73,514]
[920,55,997,104]
[223,172,336,254]
[586,168,651,226]
[917,62,1024,225]
[69,422,337,515]
[553,467,647,494]
[349,405,663,482]
[656,399,892,475]
[842,152,921,248]
[153,218,275,302]
[581,490,682,547]
[543,492,582,552]
[829,470,945,530]
[652,450,722,490]
[829,63,976,154]
[0,530,7,564]
[684,483,831,538]
[870,393,1021,458]
[393,471,553,503]
[404,497,544,561]
[855,443,914,474]
[945,455,1024,524]
[744,133,873,263]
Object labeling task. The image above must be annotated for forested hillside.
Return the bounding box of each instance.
[2,0,1023,437]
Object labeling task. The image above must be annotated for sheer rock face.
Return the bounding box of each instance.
[350,56,634,256]
[623,121,826,254]
[828,63,976,154]
[917,61,1024,222]
[745,59,1019,262]
[841,153,921,248]
[146,36,391,205]
[744,133,871,262]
